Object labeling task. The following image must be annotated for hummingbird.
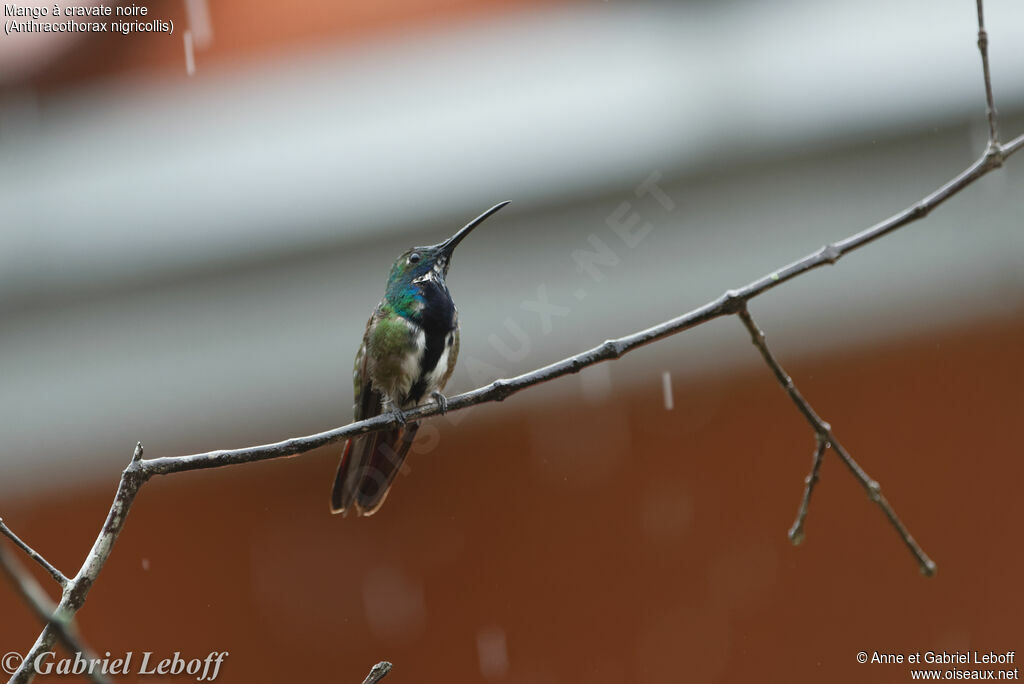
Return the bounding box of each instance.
[331,201,511,517]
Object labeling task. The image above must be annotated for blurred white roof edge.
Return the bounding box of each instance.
[1,0,1022,303]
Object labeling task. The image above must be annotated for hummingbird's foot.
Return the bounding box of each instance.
[431,391,449,415]
[389,405,407,426]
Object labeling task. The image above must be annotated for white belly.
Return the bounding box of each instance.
[424,343,452,392]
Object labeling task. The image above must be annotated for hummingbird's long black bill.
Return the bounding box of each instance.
[438,200,511,256]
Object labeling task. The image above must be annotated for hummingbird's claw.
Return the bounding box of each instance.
[431,391,449,415]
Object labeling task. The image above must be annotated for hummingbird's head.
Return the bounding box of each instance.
[385,201,510,294]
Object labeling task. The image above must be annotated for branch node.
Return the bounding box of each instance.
[490,379,511,401]
[132,441,144,461]
[815,423,832,443]
[866,479,882,502]
[985,141,1005,168]
[123,459,147,482]
[819,243,841,265]
[722,289,746,314]
[601,339,624,359]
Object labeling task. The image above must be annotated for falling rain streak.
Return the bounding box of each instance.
[182,0,212,75]
[183,29,195,76]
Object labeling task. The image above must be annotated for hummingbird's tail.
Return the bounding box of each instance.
[331,422,420,516]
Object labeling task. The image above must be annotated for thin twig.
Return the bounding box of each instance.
[827,438,936,576]
[362,661,393,684]
[0,519,68,587]
[788,437,828,546]
[0,545,110,684]
[1005,132,1024,157]
[737,307,936,575]
[976,0,1000,145]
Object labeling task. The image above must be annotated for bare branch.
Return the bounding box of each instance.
[737,307,936,576]
[362,662,393,684]
[976,0,1000,145]
[9,443,147,684]
[0,545,110,684]
[0,519,68,587]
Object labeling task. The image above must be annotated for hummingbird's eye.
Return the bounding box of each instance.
[408,253,421,264]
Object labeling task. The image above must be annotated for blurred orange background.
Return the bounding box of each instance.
[2,316,1022,682]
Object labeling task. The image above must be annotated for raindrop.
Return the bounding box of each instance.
[183,30,196,76]
[476,625,509,679]
[184,0,213,48]
[362,566,426,643]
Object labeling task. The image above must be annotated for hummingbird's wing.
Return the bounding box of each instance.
[331,335,379,515]
[331,315,419,517]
